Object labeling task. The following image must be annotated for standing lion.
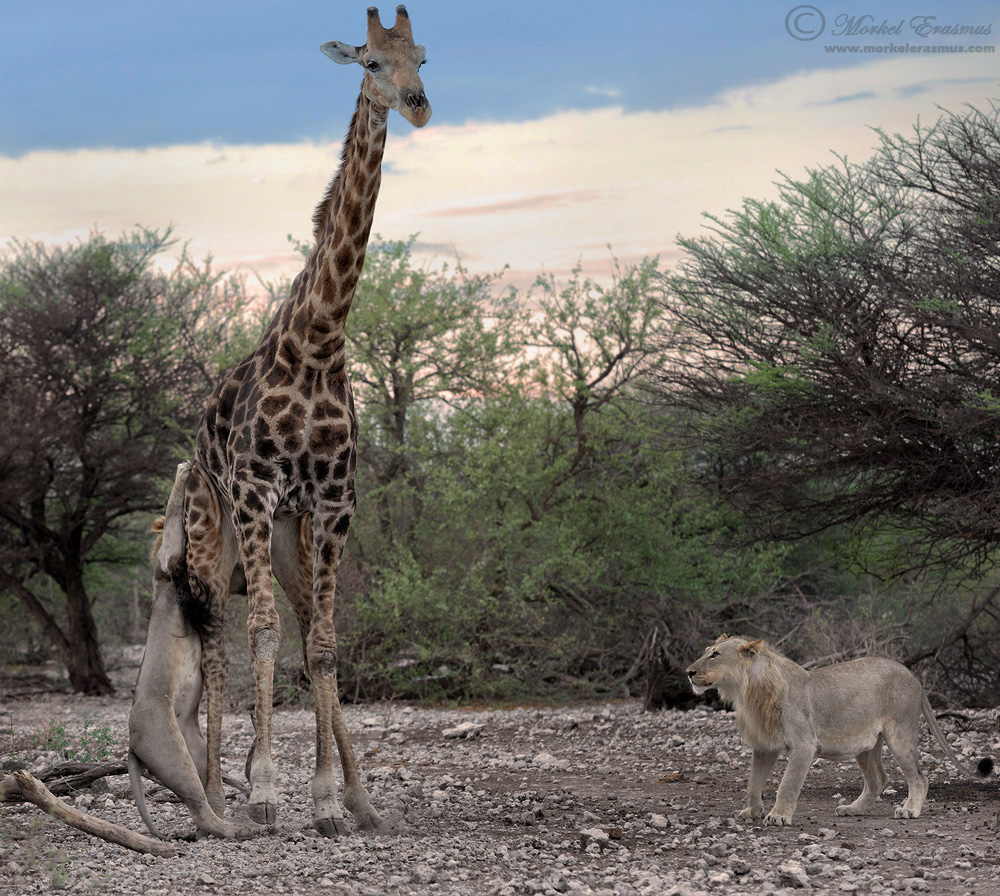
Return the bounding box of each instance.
[686,635,993,825]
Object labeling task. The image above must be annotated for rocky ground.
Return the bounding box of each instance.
[3,682,1000,895]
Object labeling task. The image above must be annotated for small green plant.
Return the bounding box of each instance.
[43,722,71,757]
[3,711,29,765]
[76,717,117,762]
[42,717,118,762]
[6,819,73,891]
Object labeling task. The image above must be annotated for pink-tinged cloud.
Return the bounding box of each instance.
[429,189,601,218]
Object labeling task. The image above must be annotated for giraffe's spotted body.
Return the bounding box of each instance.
[180,5,430,836]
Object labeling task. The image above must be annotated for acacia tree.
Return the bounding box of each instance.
[520,257,666,519]
[651,101,1000,576]
[0,228,249,693]
[350,255,784,696]
[345,236,522,540]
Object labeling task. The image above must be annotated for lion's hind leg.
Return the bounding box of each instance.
[884,724,928,818]
[836,736,888,816]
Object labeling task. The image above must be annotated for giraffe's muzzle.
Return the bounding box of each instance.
[401,90,431,126]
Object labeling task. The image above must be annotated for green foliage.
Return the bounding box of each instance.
[644,100,1000,703]
[0,227,253,693]
[5,820,72,890]
[43,717,119,762]
[326,241,786,700]
[42,722,71,756]
[18,185,999,704]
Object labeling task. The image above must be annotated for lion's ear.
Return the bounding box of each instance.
[738,639,763,660]
[715,633,729,643]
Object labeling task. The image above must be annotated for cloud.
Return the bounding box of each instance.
[409,239,462,258]
[584,86,623,99]
[818,90,878,105]
[430,190,601,218]
[1,52,995,292]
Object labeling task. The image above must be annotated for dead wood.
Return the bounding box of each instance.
[37,760,128,794]
[29,759,250,800]
[0,770,179,857]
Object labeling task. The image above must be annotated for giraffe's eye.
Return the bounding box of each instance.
[419,58,426,68]
[366,60,380,73]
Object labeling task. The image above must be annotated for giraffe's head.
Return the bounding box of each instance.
[320,5,431,128]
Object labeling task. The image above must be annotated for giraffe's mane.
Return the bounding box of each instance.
[312,90,365,242]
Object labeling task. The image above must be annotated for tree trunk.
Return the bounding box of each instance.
[1,573,72,666]
[63,568,114,696]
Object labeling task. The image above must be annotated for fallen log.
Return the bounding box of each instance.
[27,759,249,799]
[1,770,179,858]
[37,760,128,795]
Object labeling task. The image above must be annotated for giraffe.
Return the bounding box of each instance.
[182,5,430,837]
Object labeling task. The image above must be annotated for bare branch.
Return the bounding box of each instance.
[0,770,179,857]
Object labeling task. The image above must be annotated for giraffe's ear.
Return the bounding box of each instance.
[320,41,362,65]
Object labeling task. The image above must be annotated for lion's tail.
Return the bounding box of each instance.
[921,693,994,779]
[128,750,167,840]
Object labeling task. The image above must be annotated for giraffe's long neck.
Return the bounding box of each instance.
[271,85,388,364]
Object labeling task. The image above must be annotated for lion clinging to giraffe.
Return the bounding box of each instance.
[147,5,431,838]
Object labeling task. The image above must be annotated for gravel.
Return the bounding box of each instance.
[3,691,1000,895]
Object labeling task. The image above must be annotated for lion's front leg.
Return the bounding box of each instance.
[765,747,814,826]
[739,749,779,820]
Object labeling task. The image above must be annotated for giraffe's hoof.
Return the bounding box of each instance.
[352,805,385,833]
[249,801,277,825]
[314,815,348,838]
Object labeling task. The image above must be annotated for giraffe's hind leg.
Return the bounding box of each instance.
[308,503,382,834]
[272,515,347,837]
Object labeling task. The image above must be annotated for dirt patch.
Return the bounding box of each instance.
[2,685,999,895]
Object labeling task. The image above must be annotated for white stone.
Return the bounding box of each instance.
[443,722,485,739]
[778,860,810,889]
[580,828,610,849]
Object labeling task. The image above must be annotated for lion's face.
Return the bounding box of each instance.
[686,635,761,696]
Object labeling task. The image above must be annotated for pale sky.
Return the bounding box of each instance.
[2,2,998,290]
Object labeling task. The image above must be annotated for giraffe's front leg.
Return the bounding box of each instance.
[310,504,383,835]
[310,656,351,837]
[233,480,282,827]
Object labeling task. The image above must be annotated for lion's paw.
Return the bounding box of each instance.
[763,811,793,826]
[836,804,863,816]
[894,806,921,819]
[737,807,764,820]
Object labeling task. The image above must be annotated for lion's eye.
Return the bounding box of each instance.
[710,651,720,658]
